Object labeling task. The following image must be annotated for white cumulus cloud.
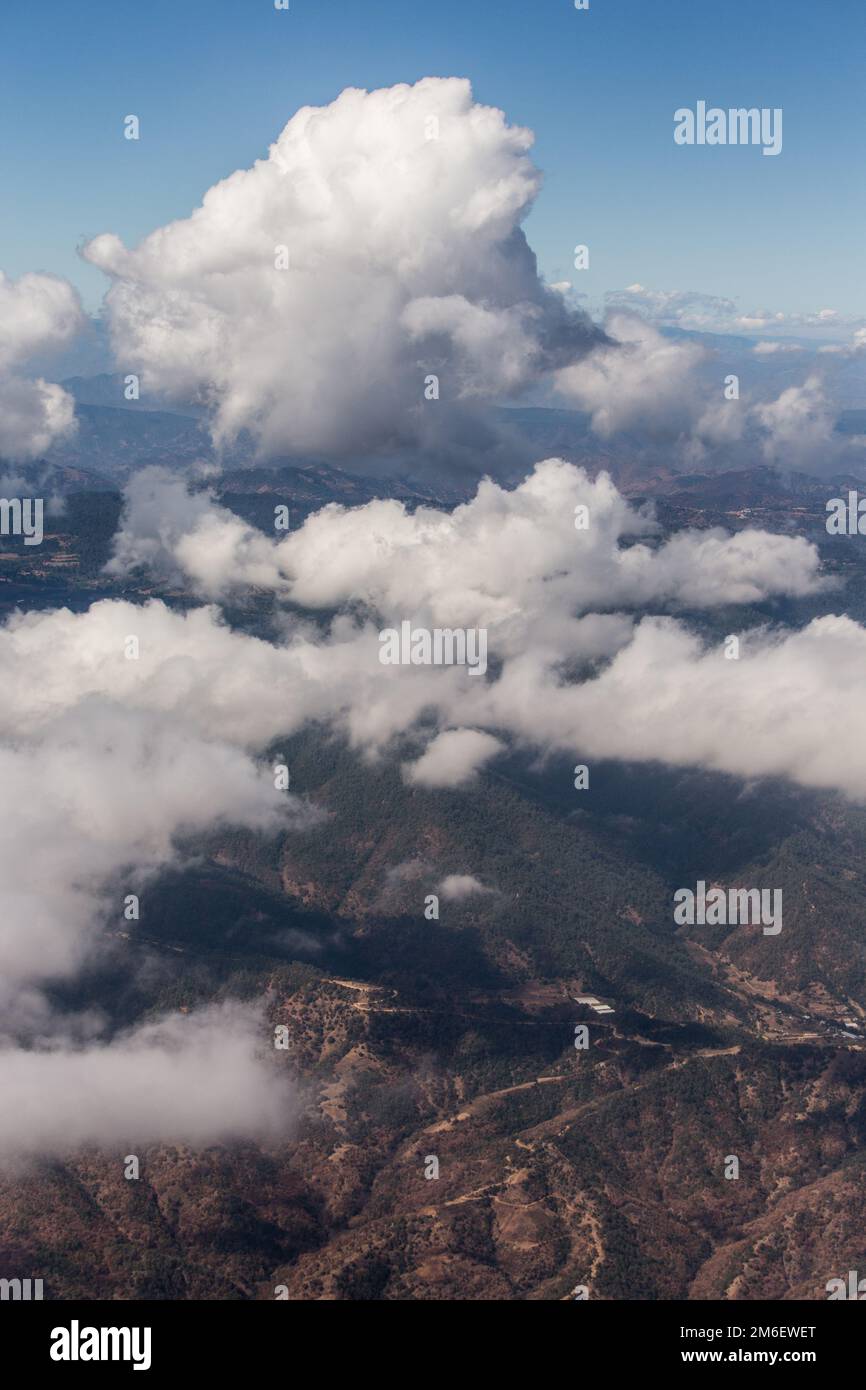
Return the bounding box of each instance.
[404,728,505,788]
[0,271,84,460]
[84,78,598,460]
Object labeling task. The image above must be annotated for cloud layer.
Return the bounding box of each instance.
[0,1004,292,1160]
[96,458,866,807]
[109,459,825,620]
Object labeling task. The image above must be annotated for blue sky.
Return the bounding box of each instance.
[1,0,862,320]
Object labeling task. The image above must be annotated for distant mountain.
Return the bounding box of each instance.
[45,403,212,482]
[30,374,866,496]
